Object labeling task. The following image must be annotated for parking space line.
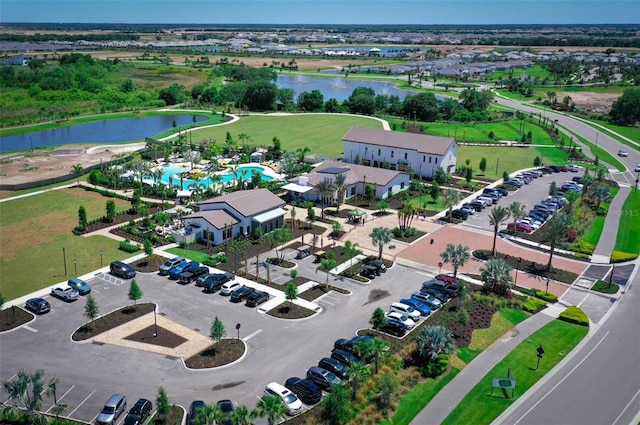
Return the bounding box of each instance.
[45,385,75,413]
[68,389,95,417]
[243,329,262,341]
[22,325,38,333]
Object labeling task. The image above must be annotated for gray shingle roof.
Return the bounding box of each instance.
[293,160,406,187]
[196,188,285,217]
[343,127,455,155]
[184,210,239,230]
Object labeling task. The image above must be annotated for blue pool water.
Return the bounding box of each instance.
[160,164,273,189]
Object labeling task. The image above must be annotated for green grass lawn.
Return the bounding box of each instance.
[165,247,211,263]
[0,187,133,300]
[441,319,589,425]
[580,215,605,247]
[486,65,553,82]
[457,145,568,179]
[614,189,640,255]
[188,114,383,157]
[591,119,640,151]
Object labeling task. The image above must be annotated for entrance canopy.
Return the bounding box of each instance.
[347,208,366,217]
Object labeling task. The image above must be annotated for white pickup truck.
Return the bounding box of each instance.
[51,286,79,302]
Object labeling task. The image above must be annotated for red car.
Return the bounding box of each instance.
[435,274,460,290]
[507,222,533,233]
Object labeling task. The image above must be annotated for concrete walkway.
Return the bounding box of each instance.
[410,310,558,425]
[591,184,631,263]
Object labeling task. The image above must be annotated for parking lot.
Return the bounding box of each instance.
[461,167,584,233]
[0,249,439,423]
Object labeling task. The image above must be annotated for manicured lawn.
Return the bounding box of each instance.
[487,65,553,81]
[613,189,640,255]
[0,187,132,300]
[441,319,588,425]
[591,119,640,152]
[188,114,384,157]
[379,368,460,425]
[165,247,212,263]
[468,309,530,351]
[580,215,605,246]
[458,145,567,179]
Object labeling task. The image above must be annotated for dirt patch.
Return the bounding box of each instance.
[558,91,620,112]
[124,324,188,348]
[266,301,316,319]
[183,339,245,369]
[72,303,155,341]
[0,306,33,332]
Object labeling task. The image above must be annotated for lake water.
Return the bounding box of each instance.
[277,75,416,101]
[0,114,208,154]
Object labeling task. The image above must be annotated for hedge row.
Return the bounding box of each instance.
[522,297,546,313]
[119,239,141,253]
[611,250,638,263]
[558,306,589,327]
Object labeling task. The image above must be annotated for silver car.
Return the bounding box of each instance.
[96,394,127,425]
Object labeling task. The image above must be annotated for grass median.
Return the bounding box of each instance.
[441,319,589,425]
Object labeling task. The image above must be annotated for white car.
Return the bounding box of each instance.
[385,311,415,329]
[635,164,640,172]
[389,302,421,322]
[567,165,579,172]
[518,218,540,230]
[618,149,628,157]
[220,281,241,296]
[264,382,303,416]
[50,286,79,302]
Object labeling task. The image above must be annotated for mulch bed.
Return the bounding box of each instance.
[0,306,33,332]
[299,285,332,301]
[442,300,498,347]
[184,339,245,369]
[124,325,187,348]
[83,212,142,233]
[131,255,166,273]
[150,405,183,425]
[266,301,316,319]
[72,303,155,341]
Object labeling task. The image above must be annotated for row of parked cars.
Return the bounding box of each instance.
[187,399,234,425]
[24,276,93,315]
[452,186,511,221]
[95,394,152,425]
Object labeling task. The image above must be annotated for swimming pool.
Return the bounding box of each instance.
[160,164,273,188]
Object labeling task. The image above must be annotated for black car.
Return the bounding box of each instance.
[178,266,209,284]
[463,202,482,212]
[382,320,406,337]
[420,287,449,303]
[318,357,348,379]
[450,209,469,220]
[333,338,353,353]
[306,366,342,390]
[187,401,205,425]
[245,291,269,307]
[330,349,361,367]
[494,187,509,197]
[216,400,234,425]
[25,298,50,314]
[124,399,152,425]
[360,265,378,279]
[110,261,136,279]
[229,285,255,303]
[201,273,234,293]
[362,257,386,274]
[284,377,322,405]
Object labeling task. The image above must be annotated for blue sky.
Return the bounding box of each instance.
[2,0,638,24]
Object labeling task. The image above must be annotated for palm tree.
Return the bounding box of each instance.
[414,325,456,363]
[442,188,462,221]
[251,395,287,425]
[71,164,83,185]
[439,243,470,279]
[563,190,580,215]
[231,405,254,425]
[0,369,47,425]
[343,240,362,275]
[194,403,225,425]
[316,259,337,289]
[541,213,571,270]
[346,362,370,399]
[333,173,348,212]
[370,227,393,260]
[314,179,334,219]
[480,258,513,296]
[508,201,527,237]
[489,206,510,255]
[397,201,417,231]
[45,375,68,422]
[590,185,611,207]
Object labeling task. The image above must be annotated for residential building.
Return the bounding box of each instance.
[342,127,458,179]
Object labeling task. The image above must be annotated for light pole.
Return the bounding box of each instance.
[62,247,67,276]
[536,345,545,370]
[236,323,241,340]
[545,277,550,295]
[73,259,78,276]
[99,249,103,266]
[153,305,158,337]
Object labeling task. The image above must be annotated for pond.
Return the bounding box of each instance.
[277,74,419,101]
[0,114,208,154]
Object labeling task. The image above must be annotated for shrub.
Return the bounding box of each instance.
[571,240,595,255]
[558,306,589,326]
[591,279,620,294]
[118,238,140,253]
[564,229,578,243]
[522,296,546,313]
[419,353,449,377]
[472,249,492,260]
[535,291,558,303]
[611,251,638,263]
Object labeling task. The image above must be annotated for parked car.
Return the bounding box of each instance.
[158,256,186,276]
[423,279,458,296]
[618,149,628,157]
[178,266,209,284]
[220,281,241,296]
[635,164,640,172]
[459,205,475,216]
[306,366,342,390]
[330,348,361,367]
[399,298,431,316]
[360,265,378,279]
[201,273,234,292]
[216,400,234,425]
[435,274,460,289]
[245,290,269,307]
[389,302,421,322]
[229,285,255,303]
[507,222,533,233]
[124,399,152,425]
[169,261,199,280]
[362,257,387,274]
[264,382,303,416]
[333,338,353,353]
[67,277,91,295]
[25,298,50,314]
[494,187,510,197]
[420,288,449,303]
[475,197,493,207]
[450,209,469,220]
[468,200,486,211]
[463,202,482,212]
[284,377,322,405]
[51,286,79,302]
[385,311,415,330]
[483,188,502,198]
[187,401,205,425]
[504,179,523,188]
[318,357,348,379]
[382,320,406,337]
[96,394,127,425]
[110,261,136,279]
[567,164,580,172]
[411,291,442,309]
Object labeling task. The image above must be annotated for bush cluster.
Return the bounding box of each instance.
[392,226,417,238]
[522,297,547,313]
[535,291,558,303]
[119,238,141,253]
[611,251,638,263]
[558,306,589,326]
[570,240,595,255]
[419,353,449,378]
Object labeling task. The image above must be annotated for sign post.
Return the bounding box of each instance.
[236,323,241,340]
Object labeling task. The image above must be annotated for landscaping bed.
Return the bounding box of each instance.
[472,250,578,284]
[266,301,316,319]
[183,339,245,369]
[131,255,166,273]
[72,303,155,341]
[0,306,33,332]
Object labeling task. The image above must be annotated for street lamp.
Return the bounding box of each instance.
[99,249,103,266]
[153,305,158,337]
[62,247,67,276]
[73,259,77,276]
[545,277,550,295]
[536,345,545,370]
[236,323,241,340]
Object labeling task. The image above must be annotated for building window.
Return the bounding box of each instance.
[391,150,394,158]
[429,156,432,163]
[378,149,381,156]
[404,152,408,160]
[400,181,405,189]
[435,157,438,164]
[423,155,426,162]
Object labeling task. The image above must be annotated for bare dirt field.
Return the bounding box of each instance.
[558,91,620,112]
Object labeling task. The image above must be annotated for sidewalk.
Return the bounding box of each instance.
[591,184,631,263]
[410,310,558,425]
